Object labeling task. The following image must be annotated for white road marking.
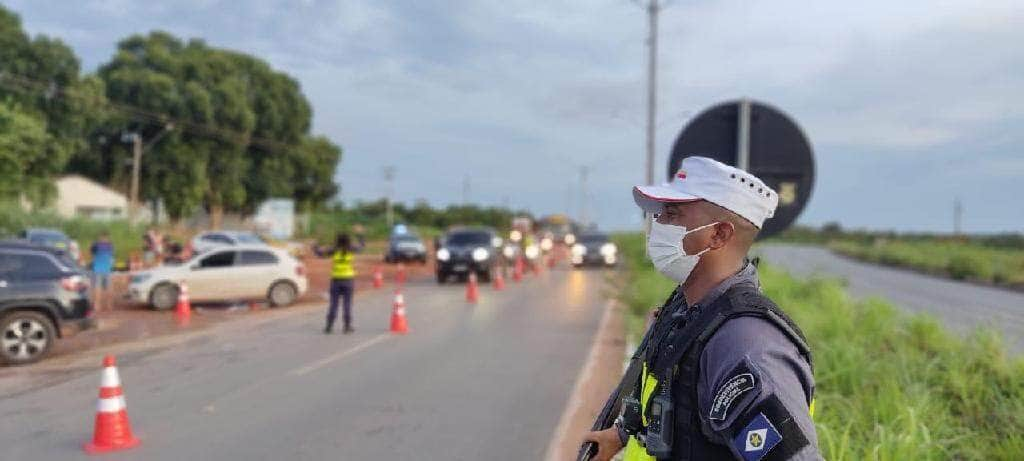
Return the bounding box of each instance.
[290,334,391,376]
[543,298,617,461]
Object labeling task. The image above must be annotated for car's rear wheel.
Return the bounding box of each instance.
[150,283,179,310]
[268,281,297,307]
[0,311,56,366]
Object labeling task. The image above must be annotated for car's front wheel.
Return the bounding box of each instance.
[150,283,179,310]
[268,281,298,307]
[0,310,56,366]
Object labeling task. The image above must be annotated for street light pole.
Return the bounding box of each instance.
[128,133,142,221]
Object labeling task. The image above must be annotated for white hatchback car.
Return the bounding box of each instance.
[128,245,307,310]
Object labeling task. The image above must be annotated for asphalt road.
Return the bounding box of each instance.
[0,268,609,460]
[755,244,1024,353]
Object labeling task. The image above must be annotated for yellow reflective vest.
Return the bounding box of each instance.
[331,250,355,279]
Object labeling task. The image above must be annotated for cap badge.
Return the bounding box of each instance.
[676,170,687,180]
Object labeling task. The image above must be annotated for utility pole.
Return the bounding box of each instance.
[383,166,396,228]
[579,166,590,227]
[636,0,671,232]
[954,198,963,236]
[128,133,142,221]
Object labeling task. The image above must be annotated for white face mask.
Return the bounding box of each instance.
[647,219,718,283]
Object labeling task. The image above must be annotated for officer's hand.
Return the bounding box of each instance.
[582,428,623,461]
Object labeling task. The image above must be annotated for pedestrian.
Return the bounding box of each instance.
[142,227,163,267]
[584,156,820,460]
[90,231,115,313]
[324,233,358,334]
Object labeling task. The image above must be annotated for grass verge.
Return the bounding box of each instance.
[612,233,1024,460]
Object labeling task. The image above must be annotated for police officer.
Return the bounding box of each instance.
[584,156,821,460]
[324,233,359,334]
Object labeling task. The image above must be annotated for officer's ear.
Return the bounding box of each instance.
[708,221,735,250]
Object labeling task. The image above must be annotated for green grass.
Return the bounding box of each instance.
[824,238,1023,288]
[612,233,1024,460]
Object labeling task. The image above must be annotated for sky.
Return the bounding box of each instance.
[6,0,1023,233]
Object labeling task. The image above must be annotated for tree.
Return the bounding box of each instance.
[0,102,67,206]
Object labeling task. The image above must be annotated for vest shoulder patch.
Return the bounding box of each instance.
[709,365,756,421]
[732,412,782,461]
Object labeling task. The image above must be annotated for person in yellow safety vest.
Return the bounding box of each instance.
[584,157,819,460]
[324,233,358,334]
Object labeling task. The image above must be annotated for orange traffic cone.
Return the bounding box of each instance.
[248,300,260,311]
[547,255,556,268]
[372,266,384,289]
[513,257,524,283]
[396,264,407,286]
[466,273,479,303]
[492,270,505,291]
[83,355,140,454]
[390,289,409,334]
[175,281,192,326]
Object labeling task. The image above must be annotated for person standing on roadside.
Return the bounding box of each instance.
[583,156,820,461]
[324,233,359,334]
[142,227,164,267]
[90,232,115,313]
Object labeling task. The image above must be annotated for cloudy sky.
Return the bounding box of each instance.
[6,0,1023,232]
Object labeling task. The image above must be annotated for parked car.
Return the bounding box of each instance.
[127,245,307,310]
[385,234,427,263]
[0,241,95,365]
[17,228,80,262]
[435,228,498,284]
[190,230,267,254]
[570,233,618,268]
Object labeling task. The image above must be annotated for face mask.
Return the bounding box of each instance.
[647,219,718,283]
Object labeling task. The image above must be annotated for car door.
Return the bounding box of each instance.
[236,250,281,299]
[188,250,240,301]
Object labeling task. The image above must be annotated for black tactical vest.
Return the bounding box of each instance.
[644,283,813,460]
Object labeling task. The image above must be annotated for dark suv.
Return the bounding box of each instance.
[0,241,95,365]
[435,228,498,284]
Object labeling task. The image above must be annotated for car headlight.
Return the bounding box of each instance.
[564,234,576,245]
[437,248,451,261]
[600,243,617,256]
[492,236,504,248]
[502,245,516,258]
[571,244,587,256]
[540,238,553,251]
[524,245,540,259]
[472,247,489,262]
[509,230,522,242]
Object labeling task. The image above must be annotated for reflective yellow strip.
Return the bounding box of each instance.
[623,366,659,461]
[809,398,816,419]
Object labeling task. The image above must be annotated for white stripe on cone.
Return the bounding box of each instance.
[100,367,121,388]
[97,396,127,413]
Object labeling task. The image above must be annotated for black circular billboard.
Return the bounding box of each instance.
[667,100,815,239]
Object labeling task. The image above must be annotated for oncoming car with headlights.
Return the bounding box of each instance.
[435,228,498,284]
[570,233,618,268]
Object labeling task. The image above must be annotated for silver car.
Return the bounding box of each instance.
[190,231,267,255]
[128,245,307,310]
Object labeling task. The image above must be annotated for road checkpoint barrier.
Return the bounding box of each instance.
[492,270,505,291]
[372,266,384,289]
[390,289,409,334]
[175,281,192,326]
[83,355,140,454]
[466,273,480,303]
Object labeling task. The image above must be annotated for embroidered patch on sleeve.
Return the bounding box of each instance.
[709,371,755,421]
[732,412,782,461]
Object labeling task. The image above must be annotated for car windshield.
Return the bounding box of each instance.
[395,235,420,243]
[446,232,491,246]
[580,234,609,244]
[27,230,68,246]
[235,233,264,244]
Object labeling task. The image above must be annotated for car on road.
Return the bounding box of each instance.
[0,241,95,365]
[385,233,428,263]
[127,245,307,310]
[570,233,618,268]
[17,228,80,262]
[435,228,499,284]
[190,230,267,254]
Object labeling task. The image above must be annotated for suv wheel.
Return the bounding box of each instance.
[150,283,179,310]
[436,272,447,284]
[1,311,56,366]
[268,281,297,307]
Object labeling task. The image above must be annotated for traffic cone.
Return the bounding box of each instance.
[466,273,479,303]
[396,264,407,286]
[175,281,191,326]
[372,266,384,289]
[390,289,409,334]
[248,300,260,311]
[492,270,505,291]
[547,255,556,269]
[83,355,140,454]
[513,257,524,283]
